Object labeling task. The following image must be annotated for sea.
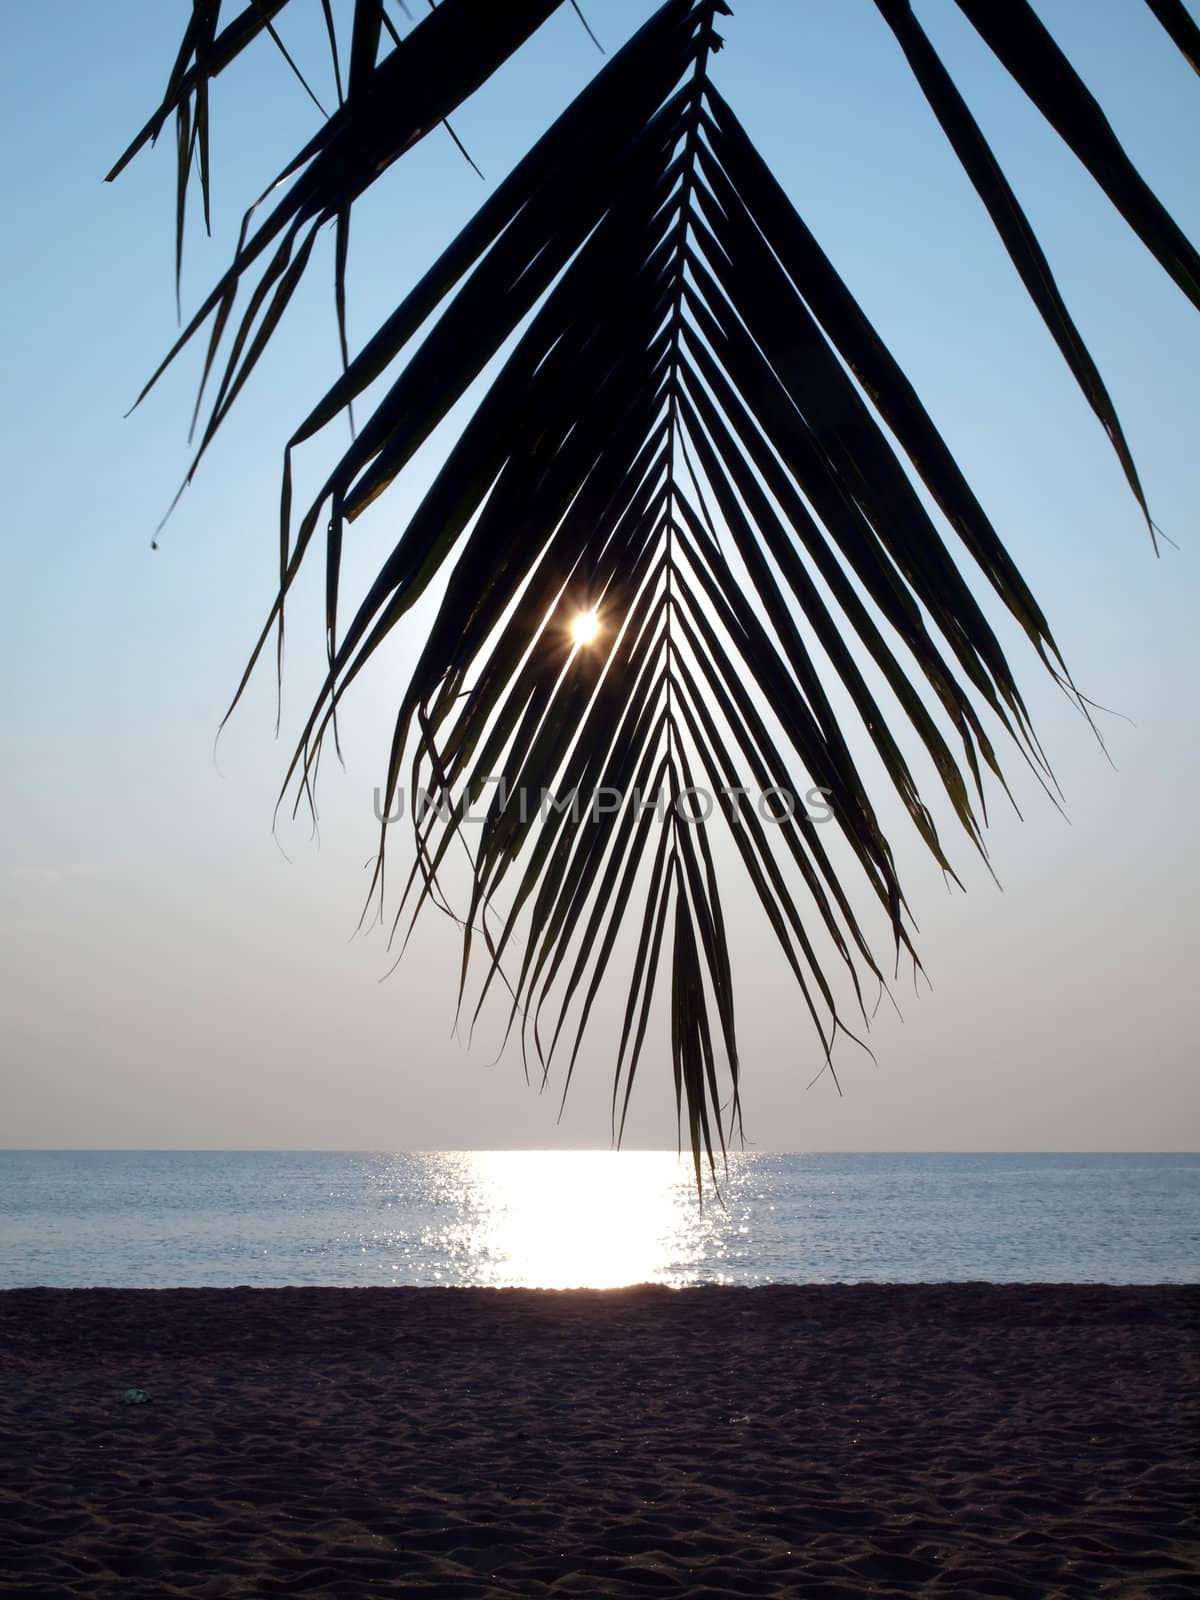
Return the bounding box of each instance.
[0,1151,1195,1290]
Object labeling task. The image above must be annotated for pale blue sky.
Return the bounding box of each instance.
[1,1,1197,1150]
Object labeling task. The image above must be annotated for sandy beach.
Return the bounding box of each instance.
[0,1284,1195,1597]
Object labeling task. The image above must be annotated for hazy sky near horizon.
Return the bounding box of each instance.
[1,1,1197,1153]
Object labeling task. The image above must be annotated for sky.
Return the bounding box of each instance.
[1,0,1197,1153]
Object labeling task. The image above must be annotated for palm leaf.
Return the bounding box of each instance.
[260,0,1054,1183]
[954,0,1200,309]
[116,0,563,472]
[115,0,1199,1190]
[875,0,1154,537]
[1145,0,1200,73]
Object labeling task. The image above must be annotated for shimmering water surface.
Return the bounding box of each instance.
[0,1151,1195,1288]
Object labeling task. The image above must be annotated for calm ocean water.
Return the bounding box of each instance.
[0,1151,1195,1289]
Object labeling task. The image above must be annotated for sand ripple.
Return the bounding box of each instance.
[0,1284,1195,1597]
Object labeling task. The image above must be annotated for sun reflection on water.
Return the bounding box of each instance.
[420,1150,724,1289]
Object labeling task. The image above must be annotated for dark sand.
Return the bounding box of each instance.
[0,1284,1195,1598]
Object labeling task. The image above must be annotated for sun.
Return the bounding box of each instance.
[570,608,600,647]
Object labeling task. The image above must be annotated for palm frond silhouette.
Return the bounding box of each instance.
[113,0,1198,1188]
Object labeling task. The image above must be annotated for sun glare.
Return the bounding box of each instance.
[570,608,600,647]
[454,1151,713,1288]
